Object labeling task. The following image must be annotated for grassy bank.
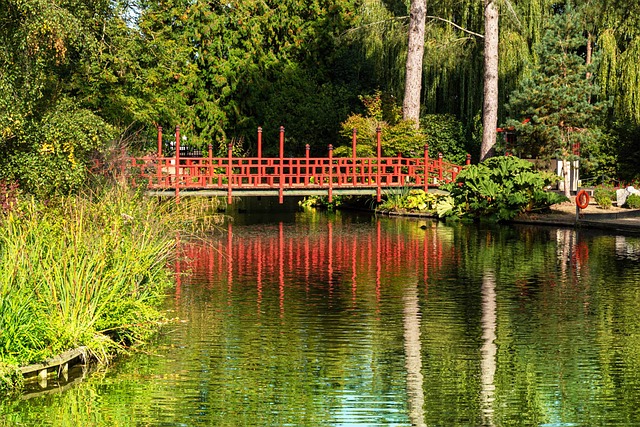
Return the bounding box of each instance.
[0,184,215,391]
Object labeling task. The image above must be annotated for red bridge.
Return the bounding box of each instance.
[130,126,469,203]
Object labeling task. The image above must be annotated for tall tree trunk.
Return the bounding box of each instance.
[403,0,427,128]
[480,0,499,161]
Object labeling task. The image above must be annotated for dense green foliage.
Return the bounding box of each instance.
[0,0,114,197]
[439,156,567,221]
[3,0,640,193]
[0,185,223,390]
[421,114,469,165]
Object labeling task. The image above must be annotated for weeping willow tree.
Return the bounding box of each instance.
[341,0,408,98]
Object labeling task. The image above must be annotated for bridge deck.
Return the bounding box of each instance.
[145,187,450,198]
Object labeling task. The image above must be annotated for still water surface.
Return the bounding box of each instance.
[3,210,640,426]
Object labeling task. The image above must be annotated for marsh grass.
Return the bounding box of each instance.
[0,183,220,389]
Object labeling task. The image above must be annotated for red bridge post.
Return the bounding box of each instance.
[438,153,443,182]
[328,144,334,203]
[376,127,382,202]
[157,126,163,156]
[352,128,357,185]
[157,126,163,185]
[423,144,429,192]
[175,125,180,202]
[257,126,263,186]
[227,142,233,204]
[466,153,471,165]
[305,144,310,185]
[208,144,213,185]
[279,126,285,204]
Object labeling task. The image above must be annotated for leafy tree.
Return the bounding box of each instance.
[178,0,359,149]
[0,0,114,197]
[504,5,605,197]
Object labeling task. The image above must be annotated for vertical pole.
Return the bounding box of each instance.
[156,126,163,186]
[279,126,285,159]
[305,144,310,185]
[227,142,233,204]
[328,144,334,203]
[466,153,471,165]
[208,143,213,185]
[438,152,443,182]
[279,126,285,204]
[175,125,180,202]
[157,126,163,156]
[352,128,357,185]
[423,144,429,192]
[376,127,382,202]
[257,126,263,186]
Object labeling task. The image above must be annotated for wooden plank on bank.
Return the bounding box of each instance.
[19,346,88,378]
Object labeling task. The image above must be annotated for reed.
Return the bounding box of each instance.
[0,183,216,390]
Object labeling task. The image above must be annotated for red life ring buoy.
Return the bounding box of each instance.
[576,190,590,209]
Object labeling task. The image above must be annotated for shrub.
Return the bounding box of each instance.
[377,189,441,213]
[337,92,464,162]
[625,194,640,209]
[593,187,615,209]
[439,156,568,221]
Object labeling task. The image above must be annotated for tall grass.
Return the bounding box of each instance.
[0,183,217,389]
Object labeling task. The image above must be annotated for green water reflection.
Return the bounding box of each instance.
[3,211,640,426]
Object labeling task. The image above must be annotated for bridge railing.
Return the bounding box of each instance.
[130,126,469,203]
[130,155,464,203]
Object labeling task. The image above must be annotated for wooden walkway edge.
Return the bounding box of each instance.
[19,346,89,380]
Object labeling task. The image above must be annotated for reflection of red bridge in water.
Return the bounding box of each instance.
[130,126,470,203]
[175,221,452,313]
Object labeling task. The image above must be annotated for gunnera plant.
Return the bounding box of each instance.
[437,156,568,221]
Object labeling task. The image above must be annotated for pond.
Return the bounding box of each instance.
[3,210,640,426]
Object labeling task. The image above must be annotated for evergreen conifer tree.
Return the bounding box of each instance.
[505,4,604,197]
